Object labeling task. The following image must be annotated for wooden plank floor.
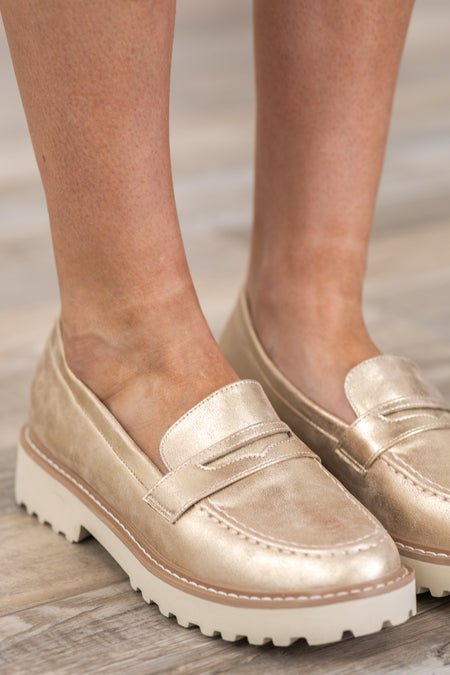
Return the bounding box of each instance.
[1,1,449,672]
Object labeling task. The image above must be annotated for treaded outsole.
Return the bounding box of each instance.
[399,554,450,598]
[15,441,417,647]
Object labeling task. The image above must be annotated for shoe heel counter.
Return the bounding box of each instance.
[28,323,63,449]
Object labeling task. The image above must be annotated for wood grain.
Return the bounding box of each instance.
[0,571,448,674]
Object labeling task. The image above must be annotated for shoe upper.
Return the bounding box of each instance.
[220,291,450,555]
[27,322,402,595]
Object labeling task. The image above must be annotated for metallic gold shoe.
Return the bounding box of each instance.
[16,322,415,646]
[220,290,450,598]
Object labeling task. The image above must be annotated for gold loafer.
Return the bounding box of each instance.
[221,290,450,597]
[15,322,415,646]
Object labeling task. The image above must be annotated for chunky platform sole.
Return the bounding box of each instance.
[15,435,417,647]
[397,550,450,598]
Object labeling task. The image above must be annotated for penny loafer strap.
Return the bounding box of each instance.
[335,395,450,474]
[143,422,316,522]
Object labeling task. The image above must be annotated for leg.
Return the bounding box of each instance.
[222,0,449,600]
[1,0,236,470]
[4,3,420,639]
[248,0,415,421]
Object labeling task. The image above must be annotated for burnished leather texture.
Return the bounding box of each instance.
[220,290,450,564]
[26,321,405,597]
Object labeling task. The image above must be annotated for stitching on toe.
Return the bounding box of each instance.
[24,430,411,603]
[389,454,450,495]
[207,500,378,549]
[383,457,450,502]
[198,505,388,557]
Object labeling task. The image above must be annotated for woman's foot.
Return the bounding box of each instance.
[61,287,237,472]
[246,283,380,423]
[18,315,416,645]
[220,289,450,598]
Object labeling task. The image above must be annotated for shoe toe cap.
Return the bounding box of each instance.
[172,458,402,595]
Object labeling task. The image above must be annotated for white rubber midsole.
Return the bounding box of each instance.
[15,443,416,646]
[399,554,450,598]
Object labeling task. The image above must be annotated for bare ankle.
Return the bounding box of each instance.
[61,284,203,387]
[60,299,237,470]
[246,282,380,422]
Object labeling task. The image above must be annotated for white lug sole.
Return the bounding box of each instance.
[399,555,450,598]
[15,442,417,647]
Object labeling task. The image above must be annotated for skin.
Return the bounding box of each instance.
[0,0,414,468]
[248,0,415,421]
[0,0,237,471]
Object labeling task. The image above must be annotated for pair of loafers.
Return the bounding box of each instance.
[15,292,449,647]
